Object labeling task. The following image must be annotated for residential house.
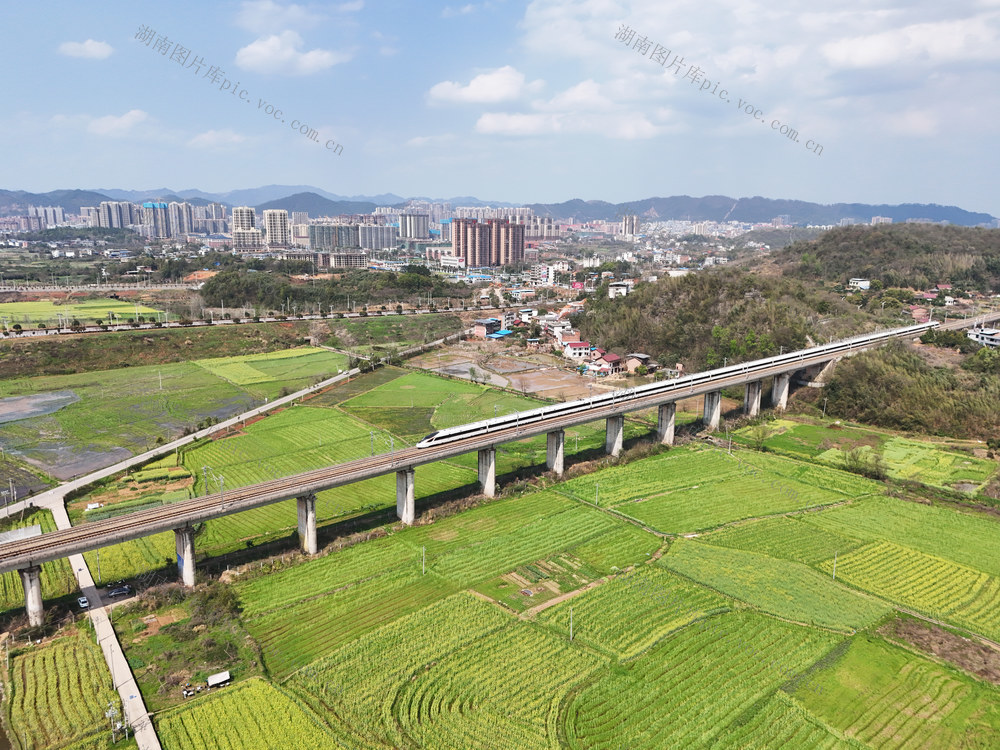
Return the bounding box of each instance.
[625,353,657,374]
[564,341,593,360]
[473,318,502,338]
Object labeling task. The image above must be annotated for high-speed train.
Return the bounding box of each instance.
[415,322,937,449]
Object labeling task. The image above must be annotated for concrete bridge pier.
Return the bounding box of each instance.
[771,373,790,411]
[478,448,496,498]
[605,415,624,457]
[546,430,565,476]
[174,526,196,587]
[297,493,317,555]
[702,391,721,431]
[744,381,762,417]
[657,403,676,445]
[19,566,43,627]
[396,468,415,525]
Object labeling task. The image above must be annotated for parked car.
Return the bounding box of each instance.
[77,596,89,608]
[107,585,131,598]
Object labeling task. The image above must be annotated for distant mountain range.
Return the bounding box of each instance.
[0,186,995,226]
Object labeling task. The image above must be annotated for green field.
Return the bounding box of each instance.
[565,610,844,749]
[73,432,995,747]
[0,347,347,478]
[736,418,996,492]
[790,636,1000,748]
[661,539,890,631]
[326,313,465,356]
[0,510,77,614]
[6,628,122,749]
[157,677,338,749]
[0,298,162,327]
[557,446,878,534]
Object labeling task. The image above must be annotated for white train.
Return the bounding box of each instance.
[415,322,937,449]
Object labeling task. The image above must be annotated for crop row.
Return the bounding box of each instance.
[247,568,458,680]
[819,541,1000,639]
[537,567,728,659]
[8,630,120,749]
[565,611,840,749]
[156,677,339,750]
[703,516,864,566]
[288,593,511,748]
[663,540,889,631]
[395,620,605,748]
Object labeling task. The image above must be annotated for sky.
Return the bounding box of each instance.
[3,0,999,215]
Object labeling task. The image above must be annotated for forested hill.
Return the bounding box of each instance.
[573,269,865,371]
[773,224,1000,291]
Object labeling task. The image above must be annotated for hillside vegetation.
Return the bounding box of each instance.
[775,224,1000,290]
[574,268,865,370]
[818,341,1000,439]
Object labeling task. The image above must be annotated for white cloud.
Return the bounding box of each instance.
[535,79,613,111]
[57,39,113,59]
[429,66,544,103]
[189,129,249,148]
[236,1,322,33]
[87,110,148,136]
[338,0,364,10]
[476,112,563,135]
[406,133,457,147]
[822,16,1000,68]
[236,31,350,74]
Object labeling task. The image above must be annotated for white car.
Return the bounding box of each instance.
[77,596,89,608]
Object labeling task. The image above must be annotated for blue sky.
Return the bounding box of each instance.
[3,0,999,214]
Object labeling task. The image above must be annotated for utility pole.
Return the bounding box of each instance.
[832,551,837,581]
[595,483,599,505]
[422,546,425,575]
[570,605,574,641]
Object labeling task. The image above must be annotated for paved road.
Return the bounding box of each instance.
[48,501,162,749]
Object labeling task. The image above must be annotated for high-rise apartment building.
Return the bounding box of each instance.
[168,202,194,237]
[398,213,430,239]
[308,224,361,250]
[97,201,139,229]
[451,218,524,267]
[142,202,170,238]
[620,214,640,236]
[231,206,264,251]
[28,206,65,227]
[231,206,256,231]
[262,209,291,249]
[359,224,398,250]
[291,211,309,226]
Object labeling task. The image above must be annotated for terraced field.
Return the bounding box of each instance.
[817,541,1000,640]
[6,629,122,749]
[734,418,996,492]
[791,636,1000,749]
[157,677,338,749]
[662,539,890,631]
[536,567,729,658]
[564,611,843,749]
[558,447,876,534]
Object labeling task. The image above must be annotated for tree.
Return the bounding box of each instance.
[749,422,773,451]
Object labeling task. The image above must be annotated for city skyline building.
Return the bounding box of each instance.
[262,209,291,249]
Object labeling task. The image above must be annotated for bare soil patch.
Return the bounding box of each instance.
[879,617,1000,685]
